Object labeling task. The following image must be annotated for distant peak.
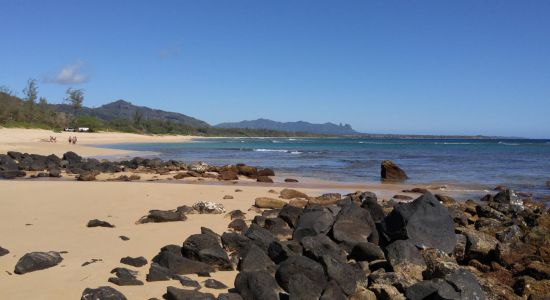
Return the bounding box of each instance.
[107,99,132,105]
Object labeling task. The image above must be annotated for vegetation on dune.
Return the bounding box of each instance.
[0,80,323,137]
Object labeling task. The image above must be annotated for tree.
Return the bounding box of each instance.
[22,79,38,120]
[133,109,144,128]
[64,88,84,115]
[23,79,38,104]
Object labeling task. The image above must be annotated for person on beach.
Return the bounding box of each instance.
[73,136,77,144]
[68,136,73,144]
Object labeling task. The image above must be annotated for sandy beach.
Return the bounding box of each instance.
[0,128,196,157]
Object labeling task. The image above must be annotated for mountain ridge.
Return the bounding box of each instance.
[51,99,210,128]
[216,118,358,135]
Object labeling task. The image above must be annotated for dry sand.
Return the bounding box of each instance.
[0,128,196,157]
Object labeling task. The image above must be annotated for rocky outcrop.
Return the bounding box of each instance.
[63,181,547,299]
[1,151,276,184]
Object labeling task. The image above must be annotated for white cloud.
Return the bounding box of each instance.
[47,61,90,84]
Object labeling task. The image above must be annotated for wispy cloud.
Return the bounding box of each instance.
[159,45,183,59]
[46,61,90,84]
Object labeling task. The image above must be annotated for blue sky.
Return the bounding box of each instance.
[1,1,549,138]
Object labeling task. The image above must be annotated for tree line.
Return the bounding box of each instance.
[0,80,324,137]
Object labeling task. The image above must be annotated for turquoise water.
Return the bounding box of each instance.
[101,137,550,199]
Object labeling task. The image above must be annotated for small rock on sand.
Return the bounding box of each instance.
[204,278,228,289]
[192,201,225,214]
[0,246,10,256]
[255,197,286,209]
[279,188,309,199]
[14,251,63,274]
[223,195,234,199]
[87,219,115,228]
[81,286,127,300]
[120,256,148,267]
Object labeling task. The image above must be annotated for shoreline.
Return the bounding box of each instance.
[0,127,199,157]
[0,127,511,200]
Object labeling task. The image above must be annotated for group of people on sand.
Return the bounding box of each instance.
[46,135,78,144]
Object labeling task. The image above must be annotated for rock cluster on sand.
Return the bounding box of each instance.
[381,160,408,181]
[0,151,276,183]
[131,186,550,300]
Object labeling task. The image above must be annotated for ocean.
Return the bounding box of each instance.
[100,137,550,199]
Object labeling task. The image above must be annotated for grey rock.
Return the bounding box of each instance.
[87,219,115,228]
[120,256,147,267]
[321,255,361,295]
[234,271,279,300]
[275,255,327,292]
[182,234,232,270]
[350,242,385,262]
[239,244,276,273]
[14,251,63,274]
[293,208,335,242]
[173,275,200,288]
[204,278,228,289]
[382,192,456,253]
[301,234,346,262]
[81,286,127,300]
[288,272,324,300]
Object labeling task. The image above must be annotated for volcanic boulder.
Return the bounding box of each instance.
[382,192,456,253]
